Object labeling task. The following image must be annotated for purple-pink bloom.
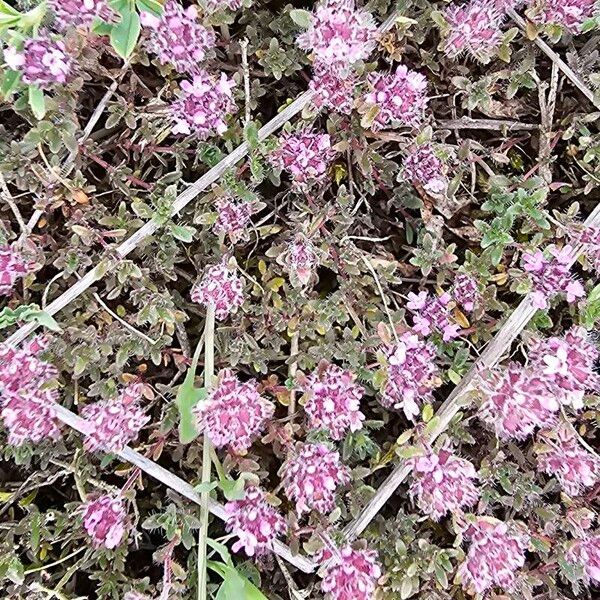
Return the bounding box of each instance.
[297,0,378,68]
[0,243,34,296]
[48,0,112,30]
[224,486,287,556]
[361,65,428,131]
[452,273,481,312]
[309,64,357,115]
[140,1,215,73]
[81,383,149,453]
[193,369,274,454]
[302,363,365,440]
[4,36,73,88]
[458,516,529,594]
[213,197,254,243]
[280,235,319,287]
[0,337,61,446]
[170,71,236,138]
[191,260,244,320]
[477,363,559,440]
[522,245,585,309]
[528,326,600,410]
[378,333,440,420]
[407,448,479,520]
[530,0,597,34]
[442,0,505,63]
[320,545,382,600]
[403,144,447,194]
[82,494,127,549]
[565,533,600,586]
[269,128,337,189]
[282,442,350,516]
[574,225,600,273]
[406,291,461,341]
[537,425,599,496]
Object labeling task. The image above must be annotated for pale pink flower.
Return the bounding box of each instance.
[268,128,337,189]
[378,333,440,421]
[282,443,350,516]
[4,36,72,88]
[408,448,479,520]
[280,235,318,287]
[522,245,585,309]
[452,273,481,312]
[170,71,236,138]
[442,0,505,63]
[0,337,61,446]
[565,534,600,585]
[530,0,597,34]
[458,516,530,594]
[361,65,428,131]
[140,1,215,73]
[574,225,600,273]
[213,197,254,243]
[302,363,365,440]
[0,243,34,296]
[82,494,127,549]
[528,326,600,409]
[297,0,378,68]
[406,291,461,341]
[403,144,447,194]
[537,425,599,496]
[123,592,151,600]
[191,260,244,320]
[477,363,559,440]
[193,369,274,454]
[224,486,287,556]
[81,383,149,453]
[48,0,112,30]
[309,65,357,114]
[320,545,382,600]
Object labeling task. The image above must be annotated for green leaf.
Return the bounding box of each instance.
[136,0,165,16]
[0,1,21,16]
[1,69,21,99]
[170,224,196,243]
[28,86,46,119]
[208,562,268,600]
[207,539,233,567]
[29,309,62,332]
[91,18,114,36]
[110,8,141,59]
[219,476,246,501]
[289,9,311,28]
[175,370,206,443]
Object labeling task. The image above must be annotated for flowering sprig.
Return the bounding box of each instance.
[279,234,319,288]
[565,533,600,586]
[403,144,447,195]
[191,260,244,321]
[406,291,461,341]
[309,65,357,114]
[212,197,255,244]
[452,273,481,312]
[48,0,112,30]
[529,0,597,34]
[82,494,127,549]
[0,243,34,296]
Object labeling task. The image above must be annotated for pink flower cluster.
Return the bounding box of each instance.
[191,260,244,320]
[170,71,236,138]
[82,494,127,549]
[458,517,529,594]
[528,326,600,409]
[361,66,428,131]
[309,66,356,114]
[140,1,215,73]
[4,36,72,88]
[478,362,558,440]
[282,443,350,516]
[403,144,447,194]
[281,235,318,287]
[566,533,600,586]
[442,0,505,63]
[407,449,479,520]
[213,197,254,243]
[224,486,287,556]
[452,273,481,312]
[302,363,365,440]
[530,0,597,34]
[81,383,149,453]
[378,333,440,420]
[575,225,600,273]
[193,369,274,454]
[0,337,61,446]
[297,0,378,68]
[320,545,382,600]
[48,0,111,30]
[406,291,461,341]
[269,128,337,189]
[522,245,584,310]
[537,425,599,496]
[0,243,33,296]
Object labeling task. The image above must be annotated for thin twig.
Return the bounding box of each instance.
[0,171,28,236]
[240,39,251,127]
[288,331,300,418]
